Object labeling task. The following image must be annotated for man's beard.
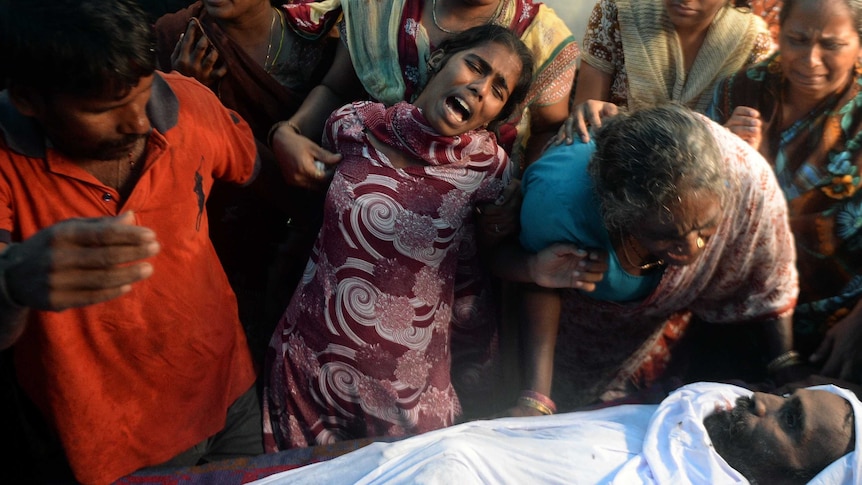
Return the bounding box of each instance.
[703,395,755,451]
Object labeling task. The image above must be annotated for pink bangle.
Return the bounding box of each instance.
[519,390,557,414]
[517,396,554,415]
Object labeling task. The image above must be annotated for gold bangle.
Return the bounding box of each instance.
[766,350,801,374]
[517,396,554,415]
[267,120,302,147]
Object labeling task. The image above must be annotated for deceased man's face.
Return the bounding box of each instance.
[704,389,855,484]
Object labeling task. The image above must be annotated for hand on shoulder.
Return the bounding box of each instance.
[555,99,620,145]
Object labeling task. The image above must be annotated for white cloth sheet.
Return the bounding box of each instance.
[250,382,861,484]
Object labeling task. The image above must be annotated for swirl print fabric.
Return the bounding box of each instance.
[263,101,508,451]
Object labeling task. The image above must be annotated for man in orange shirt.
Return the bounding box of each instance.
[0,0,262,483]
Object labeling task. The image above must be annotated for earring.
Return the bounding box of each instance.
[696,236,705,249]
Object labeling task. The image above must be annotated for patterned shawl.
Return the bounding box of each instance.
[356,102,501,168]
[750,0,782,42]
[709,53,862,354]
[281,0,343,39]
[339,0,578,159]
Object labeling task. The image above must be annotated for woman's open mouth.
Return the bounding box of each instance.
[444,96,472,123]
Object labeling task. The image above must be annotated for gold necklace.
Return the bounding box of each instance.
[262,9,277,71]
[431,0,505,34]
[619,233,665,271]
[265,9,285,74]
[115,144,141,195]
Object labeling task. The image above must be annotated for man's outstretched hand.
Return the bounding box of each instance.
[5,211,160,311]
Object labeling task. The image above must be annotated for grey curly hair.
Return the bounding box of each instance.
[587,104,728,231]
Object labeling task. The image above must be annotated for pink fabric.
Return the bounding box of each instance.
[280,0,342,40]
[263,101,508,451]
[553,117,799,409]
[360,102,499,167]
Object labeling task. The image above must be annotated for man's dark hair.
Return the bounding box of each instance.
[431,23,534,128]
[0,0,156,96]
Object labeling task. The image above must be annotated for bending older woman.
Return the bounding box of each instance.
[564,0,773,142]
[708,0,862,382]
[495,104,798,412]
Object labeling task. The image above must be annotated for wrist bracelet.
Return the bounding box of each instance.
[0,244,25,309]
[518,390,557,415]
[517,397,554,415]
[766,350,801,374]
[267,120,301,147]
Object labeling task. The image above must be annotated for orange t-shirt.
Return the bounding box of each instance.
[0,72,258,484]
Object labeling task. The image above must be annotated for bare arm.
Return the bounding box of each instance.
[506,285,562,417]
[270,42,360,189]
[573,61,612,105]
[291,42,361,141]
[521,285,562,395]
[0,213,160,350]
[762,313,794,360]
[523,95,572,165]
[489,240,607,290]
[761,313,807,384]
[490,241,606,417]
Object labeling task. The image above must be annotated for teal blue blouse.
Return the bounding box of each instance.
[520,141,661,302]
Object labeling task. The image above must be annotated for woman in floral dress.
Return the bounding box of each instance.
[262,25,534,450]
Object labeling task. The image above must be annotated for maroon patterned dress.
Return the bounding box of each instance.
[263,101,509,450]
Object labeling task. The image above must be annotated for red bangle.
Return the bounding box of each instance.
[519,390,557,414]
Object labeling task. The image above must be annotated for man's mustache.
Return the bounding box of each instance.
[705,395,754,445]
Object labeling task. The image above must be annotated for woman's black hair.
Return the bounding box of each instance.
[779,0,862,38]
[431,24,534,128]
